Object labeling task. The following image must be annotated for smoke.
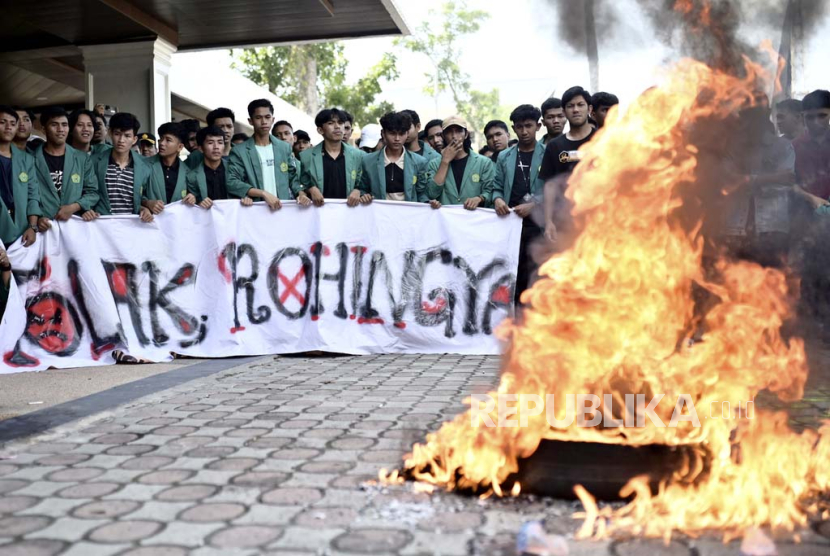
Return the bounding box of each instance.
[543,0,828,74]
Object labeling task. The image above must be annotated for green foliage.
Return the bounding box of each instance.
[325,53,399,125]
[395,0,505,134]
[232,44,397,125]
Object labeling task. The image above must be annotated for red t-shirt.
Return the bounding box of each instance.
[794,134,830,199]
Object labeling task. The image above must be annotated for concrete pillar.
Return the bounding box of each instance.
[81,39,176,136]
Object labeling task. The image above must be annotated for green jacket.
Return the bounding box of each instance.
[0,147,42,245]
[359,149,428,202]
[227,136,298,200]
[185,149,203,171]
[146,155,189,204]
[492,141,546,205]
[90,150,152,215]
[32,143,99,218]
[413,140,441,162]
[91,143,111,157]
[299,142,365,197]
[187,161,231,203]
[425,151,496,206]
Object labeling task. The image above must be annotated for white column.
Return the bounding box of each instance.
[81,39,176,135]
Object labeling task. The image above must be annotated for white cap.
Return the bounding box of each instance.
[359,124,382,149]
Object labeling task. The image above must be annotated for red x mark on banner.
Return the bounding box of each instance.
[278,268,306,305]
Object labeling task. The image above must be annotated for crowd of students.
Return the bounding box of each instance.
[1,85,830,326]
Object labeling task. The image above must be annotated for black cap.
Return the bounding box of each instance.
[138,132,156,145]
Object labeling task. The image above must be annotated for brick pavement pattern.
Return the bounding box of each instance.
[0,354,828,555]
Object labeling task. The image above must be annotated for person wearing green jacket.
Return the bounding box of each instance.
[85,112,154,223]
[298,108,367,207]
[425,115,495,210]
[227,99,298,211]
[493,104,547,303]
[358,111,428,203]
[143,122,190,217]
[33,107,100,232]
[402,109,441,162]
[0,105,40,247]
[185,126,253,210]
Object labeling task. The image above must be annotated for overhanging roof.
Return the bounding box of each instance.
[4,0,409,53]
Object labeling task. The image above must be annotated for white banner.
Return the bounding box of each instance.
[0,200,522,373]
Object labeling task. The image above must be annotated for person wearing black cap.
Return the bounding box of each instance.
[425,115,494,210]
[138,133,157,157]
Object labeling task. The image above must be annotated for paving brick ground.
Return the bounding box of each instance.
[0,353,828,555]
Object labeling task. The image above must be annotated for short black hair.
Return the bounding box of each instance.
[776,99,802,115]
[69,109,99,132]
[314,108,347,128]
[207,107,235,126]
[379,111,412,134]
[478,145,493,155]
[272,120,293,133]
[247,99,274,118]
[591,92,619,110]
[109,112,140,134]
[484,120,509,136]
[180,119,200,134]
[400,109,420,126]
[0,105,19,122]
[294,130,311,142]
[562,86,592,107]
[94,113,108,127]
[541,97,562,114]
[508,139,518,147]
[801,90,830,111]
[231,132,249,142]
[158,122,188,144]
[196,125,225,147]
[509,104,542,124]
[40,106,69,127]
[12,106,35,122]
[424,118,443,132]
[341,110,354,125]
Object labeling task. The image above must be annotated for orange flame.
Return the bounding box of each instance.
[396,55,829,539]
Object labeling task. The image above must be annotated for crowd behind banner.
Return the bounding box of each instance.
[1,85,830,346]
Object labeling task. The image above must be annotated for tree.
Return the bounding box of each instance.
[395,1,507,134]
[232,44,398,124]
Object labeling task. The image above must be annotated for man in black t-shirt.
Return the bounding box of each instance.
[539,86,596,245]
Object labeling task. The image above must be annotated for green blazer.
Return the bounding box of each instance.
[0,147,42,245]
[227,136,298,200]
[414,140,441,162]
[359,150,428,202]
[185,150,203,171]
[146,155,189,204]
[492,141,546,205]
[299,142,365,196]
[91,143,111,156]
[425,151,496,206]
[90,150,152,215]
[186,161,232,203]
[33,143,99,218]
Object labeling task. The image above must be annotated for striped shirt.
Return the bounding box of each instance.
[106,157,135,215]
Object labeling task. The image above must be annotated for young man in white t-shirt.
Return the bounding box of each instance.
[226,99,301,209]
